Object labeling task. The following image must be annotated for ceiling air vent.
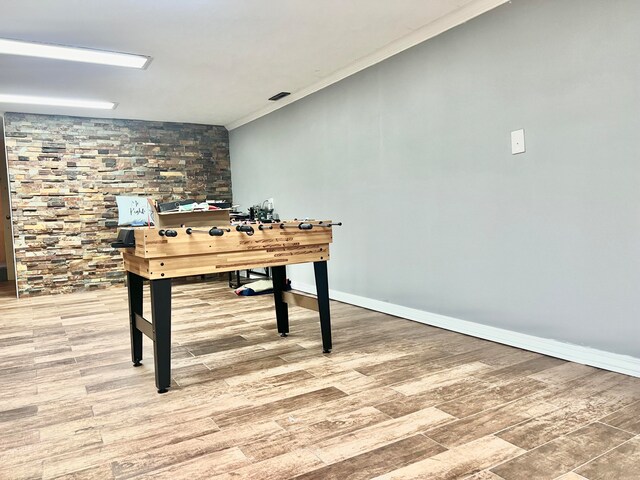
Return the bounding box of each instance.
[268,92,291,101]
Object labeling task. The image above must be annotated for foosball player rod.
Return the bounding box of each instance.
[182,226,232,236]
[279,223,314,230]
[236,224,255,236]
[182,226,230,236]
[158,229,178,237]
[315,222,342,227]
[278,222,342,229]
[209,226,231,236]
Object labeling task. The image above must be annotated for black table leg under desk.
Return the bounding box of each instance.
[272,265,290,337]
[127,272,143,367]
[150,278,172,393]
[314,261,332,353]
[127,272,173,394]
[274,262,333,353]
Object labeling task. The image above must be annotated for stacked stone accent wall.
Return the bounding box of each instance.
[3,113,231,296]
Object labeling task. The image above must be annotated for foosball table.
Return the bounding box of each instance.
[112,219,340,393]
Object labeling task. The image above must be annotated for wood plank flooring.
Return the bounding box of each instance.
[0,278,639,479]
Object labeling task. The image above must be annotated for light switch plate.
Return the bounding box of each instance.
[511,129,525,154]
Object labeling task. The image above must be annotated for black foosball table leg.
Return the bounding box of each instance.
[228,270,242,289]
[150,278,172,394]
[272,265,289,337]
[313,261,332,353]
[127,272,144,367]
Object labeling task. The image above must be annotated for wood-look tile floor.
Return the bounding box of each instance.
[1,279,639,480]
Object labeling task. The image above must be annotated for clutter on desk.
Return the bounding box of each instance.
[230,198,280,223]
[156,198,232,212]
[150,198,231,228]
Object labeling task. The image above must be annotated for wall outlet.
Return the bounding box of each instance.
[511,129,526,154]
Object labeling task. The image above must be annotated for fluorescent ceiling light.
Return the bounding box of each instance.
[0,94,116,110]
[0,38,151,69]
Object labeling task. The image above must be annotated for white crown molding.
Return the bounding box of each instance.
[293,281,640,379]
[226,0,510,130]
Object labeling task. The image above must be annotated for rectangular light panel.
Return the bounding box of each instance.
[0,38,150,69]
[0,94,116,110]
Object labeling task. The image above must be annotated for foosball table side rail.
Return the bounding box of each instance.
[130,222,334,259]
[122,244,330,280]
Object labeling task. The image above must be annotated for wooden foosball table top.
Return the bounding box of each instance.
[119,221,334,280]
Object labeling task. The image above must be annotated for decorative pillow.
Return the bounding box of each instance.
[115,196,154,226]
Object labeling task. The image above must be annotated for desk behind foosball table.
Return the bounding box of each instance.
[112,221,338,393]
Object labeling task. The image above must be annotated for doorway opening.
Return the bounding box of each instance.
[0,116,18,299]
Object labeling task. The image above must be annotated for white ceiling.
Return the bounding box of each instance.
[0,0,506,129]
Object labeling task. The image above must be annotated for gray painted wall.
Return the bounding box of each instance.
[230,0,640,357]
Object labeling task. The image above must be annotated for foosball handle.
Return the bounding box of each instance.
[158,229,178,237]
[186,228,193,235]
[236,225,255,236]
[259,224,273,230]
[298,223,313,230]
[209,227,230,236]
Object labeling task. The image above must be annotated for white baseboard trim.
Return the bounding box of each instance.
[294,281,640,378]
